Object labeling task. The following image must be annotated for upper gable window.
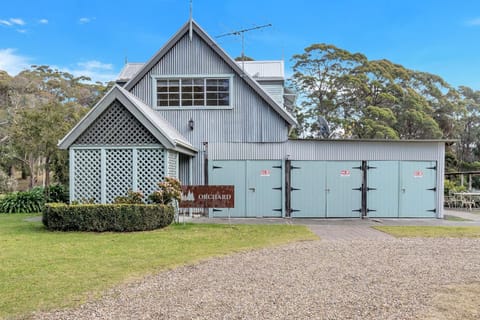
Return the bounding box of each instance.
[154,76,232,109]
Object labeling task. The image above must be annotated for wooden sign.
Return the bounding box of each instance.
[179,185,234,208]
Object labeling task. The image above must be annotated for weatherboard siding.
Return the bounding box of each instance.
[167,150,178,178]
[257,81,284,106]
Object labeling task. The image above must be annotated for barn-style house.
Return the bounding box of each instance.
[59,20,446,219]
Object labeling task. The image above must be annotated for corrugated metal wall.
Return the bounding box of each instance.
[178,154,190,185]
[209,140,444,161]
[129,32,290,184]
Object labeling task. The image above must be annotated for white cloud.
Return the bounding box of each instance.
[466,18,480,26]
[0,18,27,27]
[0,48,31,75]
[39,19,48,24]
[0,19,12,26]
[16,29,27,34]
[79,17,91,24]
[62,60,117,83]
[10,18,25,26]
[0,50,115,83]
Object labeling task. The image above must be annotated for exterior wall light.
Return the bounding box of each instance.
[189,118,194,130]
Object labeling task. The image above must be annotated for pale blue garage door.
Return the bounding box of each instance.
[209,160,283,217]
[290,161,362,218]
[367,161,437,218]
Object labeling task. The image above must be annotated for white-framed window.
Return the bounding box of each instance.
[154,75,232,108]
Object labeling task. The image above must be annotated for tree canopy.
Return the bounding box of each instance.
[290,43,479,168]
[0,66,112,189]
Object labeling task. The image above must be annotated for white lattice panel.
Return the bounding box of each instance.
[74,149,101,202]
[106,149,133,203]
[75,101,158,145]
[137,148,165,198]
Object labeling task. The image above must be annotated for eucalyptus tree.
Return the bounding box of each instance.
[0,65,109,189]
[291,43,367,137]
[290,44,454,140]
[456,86,480,162]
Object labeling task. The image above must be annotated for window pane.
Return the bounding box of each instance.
[182,86,193,93]
[218,80,229,91]
[219,97,229,105]
[158,77,229,107]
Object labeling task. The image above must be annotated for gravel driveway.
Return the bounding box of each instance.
[34,237,480,320]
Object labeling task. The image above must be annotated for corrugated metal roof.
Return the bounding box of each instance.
[117,63,144,81]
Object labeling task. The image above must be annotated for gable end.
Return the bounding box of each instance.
[74,100,160,146]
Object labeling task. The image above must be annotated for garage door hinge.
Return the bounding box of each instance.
[352,166,362,170]
[291,187,301,191]
[212,166,223,169]
[367,187,377,191]
[272,187,282,190]
[290,209,300,212]
[272,165,282,169]
[367,166,377,170]
[367,209,377,212]
[427,187,436,191]
[352,209,362,213]
[427,209,437,213]
[291,166,301,170]
[427,165,437,170]
[273,209,282,212]
[352,187,362,191]
[212,209,223,212]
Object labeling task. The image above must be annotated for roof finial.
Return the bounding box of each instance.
[189,0,193,41]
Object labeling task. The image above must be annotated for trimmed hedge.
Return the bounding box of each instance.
[42,203,174,232]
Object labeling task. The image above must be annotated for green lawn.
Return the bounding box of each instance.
[374,226,480,238]
[0,214,317,318]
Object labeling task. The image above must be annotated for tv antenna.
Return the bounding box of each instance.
[216,24,272,70]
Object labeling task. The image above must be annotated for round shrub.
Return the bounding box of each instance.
[43,203,174,232]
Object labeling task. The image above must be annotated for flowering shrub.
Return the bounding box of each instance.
[148,177,182,205]
[113,190,144,204]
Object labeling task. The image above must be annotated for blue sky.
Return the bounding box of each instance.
[1,0,480,89]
